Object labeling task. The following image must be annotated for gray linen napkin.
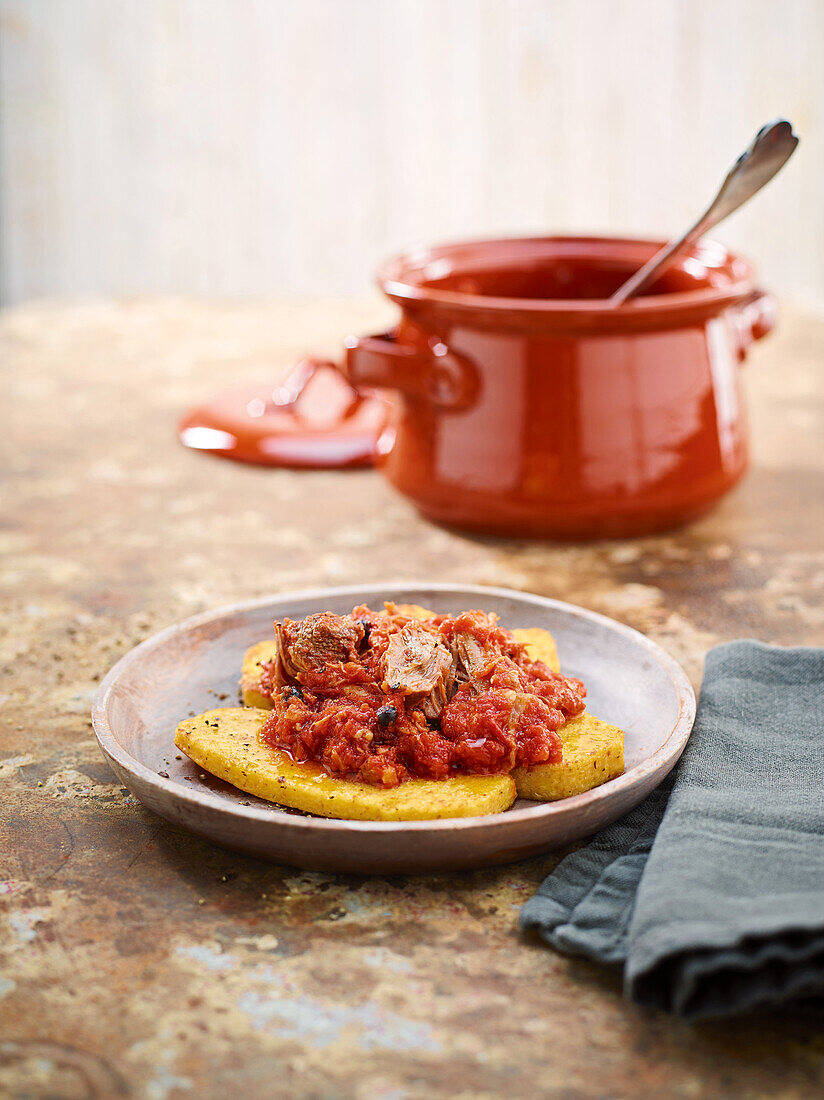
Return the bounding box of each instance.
[520,641,824,1019]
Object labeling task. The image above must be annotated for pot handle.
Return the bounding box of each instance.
[343,331,479,411]
[734,288,777,362]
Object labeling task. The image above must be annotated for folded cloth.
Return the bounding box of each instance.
[520,641,824,1019]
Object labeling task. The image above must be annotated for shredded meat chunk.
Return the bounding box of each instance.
[444,611,520,692]
[450,631,488,684]
[383,622,455,719]
[271,613,364,686]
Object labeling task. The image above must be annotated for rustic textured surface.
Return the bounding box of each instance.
[1,297,823,1099]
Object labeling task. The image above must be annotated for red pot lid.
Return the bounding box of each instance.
[178,358,391,469]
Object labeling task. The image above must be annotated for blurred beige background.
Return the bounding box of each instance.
[1,0,822,306]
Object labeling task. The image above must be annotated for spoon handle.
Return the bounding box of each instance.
[611,120,799,305]
[611,220,710,305]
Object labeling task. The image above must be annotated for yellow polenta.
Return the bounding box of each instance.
[240,640,278,709]
[512,714,625,801]
[511,626,560,674]
[515,629,624,799]
[175,708,517,821]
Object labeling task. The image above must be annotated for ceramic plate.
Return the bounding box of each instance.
[92,584,696,873]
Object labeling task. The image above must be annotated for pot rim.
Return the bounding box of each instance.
[377,234,759,326]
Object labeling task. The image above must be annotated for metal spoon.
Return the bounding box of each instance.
[611,119,799,305]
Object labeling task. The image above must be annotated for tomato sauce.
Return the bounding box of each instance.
[260,605,585,787]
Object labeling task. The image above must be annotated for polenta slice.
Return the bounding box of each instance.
[513,629,624,798]
[512,627,560,673]
[175,708,517,821]
[390,603,440,621]
[240,640,278,709]
[513,714,625,801]
[240,622,562,708]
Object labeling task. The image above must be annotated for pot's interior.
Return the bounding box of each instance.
[390,237,748,304]
[422,255,701,300]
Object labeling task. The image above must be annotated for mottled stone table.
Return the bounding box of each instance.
[1,298,823,1099]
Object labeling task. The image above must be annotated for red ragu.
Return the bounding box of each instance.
[258,604,586,787]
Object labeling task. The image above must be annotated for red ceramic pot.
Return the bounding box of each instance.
[344,236,775,539]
